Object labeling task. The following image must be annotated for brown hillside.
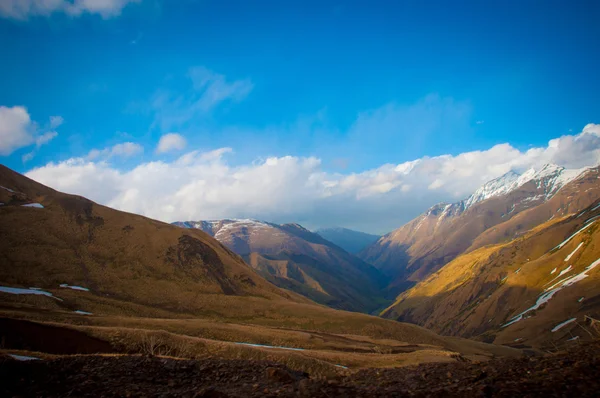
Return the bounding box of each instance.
[382,198,600,349]
[360,166,599,295]
[0,164,519,370]
[173,219,389,313]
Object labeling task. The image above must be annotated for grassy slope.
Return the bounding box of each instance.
[381,199,600,349]
[361,167,600,293]
[0,164,519,369]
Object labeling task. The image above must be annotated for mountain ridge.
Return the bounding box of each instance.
[173,218,389,313]
[359,163,596,295]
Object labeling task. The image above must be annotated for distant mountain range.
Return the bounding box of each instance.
[4,159,600,351]
[364,163,600,348]
[3,164,513,371]
[359,164,594,295]
[315,227,380,254]
[173,219,388,313]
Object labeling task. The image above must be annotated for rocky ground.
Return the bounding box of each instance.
[2,342,600,397]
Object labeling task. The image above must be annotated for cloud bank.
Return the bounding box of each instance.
[0,0,141,20]
[26,124,600,234]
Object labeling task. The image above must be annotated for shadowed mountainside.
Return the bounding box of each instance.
[173,219,389,313]
[315,227,381,254]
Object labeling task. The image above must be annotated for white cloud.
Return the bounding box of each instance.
[25,124,600,234]
[49,116,64,128]
[87,141,143,160]
[0,106,33,155]
[476,120,485,124]
[0,105,60,157]
[36,131,58,147]
[0,0,141,20]
[156,133,187,153]
[152,67,254,131]
[22,151,35,163]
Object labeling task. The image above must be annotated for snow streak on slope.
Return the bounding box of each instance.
[551,318,577,332]
[553,222,596,251]
[565,242,584,262]
[503,258,600,328]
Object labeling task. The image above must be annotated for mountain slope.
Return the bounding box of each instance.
[360,164,597,295]
[0,164,521,367]
[173,219,388,313]
[316,227,381,254]
[381,189,600,349]
[0,165,310,318]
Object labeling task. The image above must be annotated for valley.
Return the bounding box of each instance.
[2,2,599,395]
[2,162,600,395]
[172,219,388,312]
[0,164,520,379]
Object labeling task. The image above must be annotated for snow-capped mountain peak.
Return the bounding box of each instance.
[464,170,521,209]
[463,164,589,210]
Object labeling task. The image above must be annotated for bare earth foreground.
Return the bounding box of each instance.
[2,342,600,398]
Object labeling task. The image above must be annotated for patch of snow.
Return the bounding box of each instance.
[21,203,44,208]
[502,288,561,328]
[503,258,600,328]
[545,260,599,292]
[435,204,452,229]
[577,210,587,218]
[591,203,600,212]
[334,364,349,369]
[550,268,557,274]
[463,165,588,211]
[413,215,427,233]
[557,265,573,278]
[0,185,15,193]
[578,297,585,303]
[514,268,521,274]
[59,284,90,292]
[565,242,584,262]
[545,266,573,287]
[73,310,93,315]
[8,354,40,361]
[551,318,577,332]
[532,165,589,199]
[552,222,596,251]
[567,336,580,341]
[0,286,61,300]
[585,215,600,224]
[234,342,305,351]
[464,171,522,209]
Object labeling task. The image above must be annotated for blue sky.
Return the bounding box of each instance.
[1,0,600,233]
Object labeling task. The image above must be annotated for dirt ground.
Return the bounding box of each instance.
[2,342,599,397]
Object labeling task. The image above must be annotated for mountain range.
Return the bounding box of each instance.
[2,161,600,357]
[0,164,519,373]
[359,164,595,296]
[167,162,600,349]
[367,163,600,348]
[315,227,380,254]
[172,219,388,313]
